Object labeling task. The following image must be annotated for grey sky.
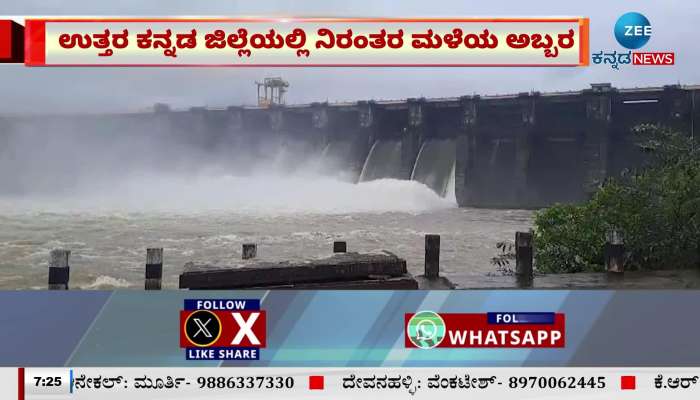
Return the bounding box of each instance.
[1,0,699,113]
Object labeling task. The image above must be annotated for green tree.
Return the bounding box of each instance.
[533,124,700,273]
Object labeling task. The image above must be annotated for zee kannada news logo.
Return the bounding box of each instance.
[180,299,266,360]
[593,12,674,70]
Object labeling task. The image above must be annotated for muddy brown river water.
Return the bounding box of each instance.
[0,177,533,289]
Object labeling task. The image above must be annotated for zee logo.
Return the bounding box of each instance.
[180,299,266,360]
[615,12,651,49]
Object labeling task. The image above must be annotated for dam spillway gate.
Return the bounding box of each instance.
[1,83,698,209]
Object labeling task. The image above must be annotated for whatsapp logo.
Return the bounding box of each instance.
[407,311,446,349]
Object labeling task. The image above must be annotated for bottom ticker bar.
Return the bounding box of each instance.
[9,367,699,399]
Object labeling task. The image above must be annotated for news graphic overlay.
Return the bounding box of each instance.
[17,17,590,66]
[180,299,266,360]
[18,367,700,399]
[593,11,674,69]
[614,12,651,49]
[405,312,565,348]
[0,20,23,63]
[406,311,446,349]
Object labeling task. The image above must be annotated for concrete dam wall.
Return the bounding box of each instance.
[1,83,698,208]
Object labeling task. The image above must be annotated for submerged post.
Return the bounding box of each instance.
[605,229,625,273]
[242,243,257,260]
[333,241,347,253]
[145,248,163,290]
[425,234,440,279]
[48,249,70,290]
[515,231,534,278]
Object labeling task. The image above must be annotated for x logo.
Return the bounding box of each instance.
[184,310,221,346]
[192,318,213,338]
[231,312,261,345]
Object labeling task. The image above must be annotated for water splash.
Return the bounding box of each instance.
[78,275,133,290]
[0,174,456,215]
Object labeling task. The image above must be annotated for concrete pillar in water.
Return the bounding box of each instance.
[582,83,614,196]
[424,234,440,279]
[145,248,163,290]
[515,231,534,286]
[402,98,425,180]
[333,241,347,253]
[456,96,479,206]
[356,100,379,180]
[604,229,624,274]
[515,93,537,207]
[48,249,70,290]
[242,243,257,260]
[358,101,377,140]
[311,102,330,148]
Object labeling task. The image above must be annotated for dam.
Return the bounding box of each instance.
[1,83,698,208]
[0,83,698,289]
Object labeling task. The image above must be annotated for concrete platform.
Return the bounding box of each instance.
[179,249,700,290]
[179,252,416,290]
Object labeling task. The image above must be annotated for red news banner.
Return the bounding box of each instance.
[12,17,590,67]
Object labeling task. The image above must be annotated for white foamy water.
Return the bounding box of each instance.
[0,174,456,215]
[0,175,532,289]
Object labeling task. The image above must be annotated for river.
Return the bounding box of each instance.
[0,176,532,289]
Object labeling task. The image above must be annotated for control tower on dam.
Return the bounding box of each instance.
[1,83,697,209]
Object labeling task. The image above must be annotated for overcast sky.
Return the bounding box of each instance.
[1,0,699,113]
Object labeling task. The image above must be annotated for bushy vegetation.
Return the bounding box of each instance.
[534,124,700,273]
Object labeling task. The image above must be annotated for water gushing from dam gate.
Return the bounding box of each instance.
[358,140,403,182]
[0,118,535,290]
[410,139,456,197]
